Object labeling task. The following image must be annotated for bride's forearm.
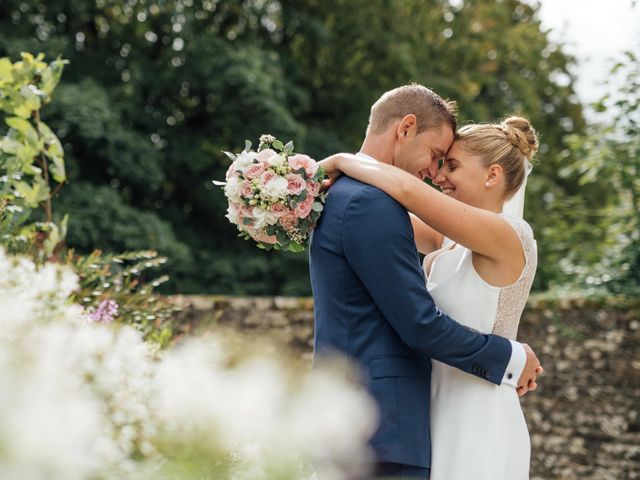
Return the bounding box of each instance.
[331,154,519,260]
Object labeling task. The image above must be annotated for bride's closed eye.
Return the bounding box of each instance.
[444,160,457,172]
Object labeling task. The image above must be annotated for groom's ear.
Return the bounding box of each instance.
[396,114,417,140]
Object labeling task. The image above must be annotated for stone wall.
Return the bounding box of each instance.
[170,295,640,479]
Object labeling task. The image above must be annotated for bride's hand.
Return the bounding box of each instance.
[318,153,358,191]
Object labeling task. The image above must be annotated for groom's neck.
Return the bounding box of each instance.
[359,135,394,165]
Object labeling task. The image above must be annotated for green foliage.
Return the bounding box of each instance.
[0,0,592,293]
[0,52,184,346]
[548,51,640,295]
[54,181,194,290]
[0,52,68,260]
[66,248,179,347]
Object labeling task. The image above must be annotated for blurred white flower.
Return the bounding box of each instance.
[0,248,376,479]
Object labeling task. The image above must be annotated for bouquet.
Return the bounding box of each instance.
[214,134,327,252]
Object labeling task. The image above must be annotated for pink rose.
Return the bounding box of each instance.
[288,154,318,177]
[244,162,265,180]
[240,205,255,219]
[240,180,254,199]
[271,202,289,218]
[259,170,277,185]
[254,232,277,244]
[280,212,298,231]
[306,181,320,197]
[286,174,306,195]
[256,148,278,162]
[294,195,314,219]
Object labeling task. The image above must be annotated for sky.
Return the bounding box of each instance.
[531,0,640,107]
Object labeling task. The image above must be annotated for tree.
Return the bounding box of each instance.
[0,0,587,293]
[553,50,640,295]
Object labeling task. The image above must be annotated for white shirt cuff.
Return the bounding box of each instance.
[503,340,526,388]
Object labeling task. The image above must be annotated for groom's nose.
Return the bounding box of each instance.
[426,161,439,181]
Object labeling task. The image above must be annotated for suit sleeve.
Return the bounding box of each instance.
[342,186,513,385]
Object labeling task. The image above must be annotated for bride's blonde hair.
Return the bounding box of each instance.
[456,116,539,198]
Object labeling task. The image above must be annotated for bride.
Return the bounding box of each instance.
[319,116,540,480]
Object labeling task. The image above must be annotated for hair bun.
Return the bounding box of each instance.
[501,116,539,159]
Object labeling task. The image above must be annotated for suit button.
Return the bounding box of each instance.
[507,373,513,379]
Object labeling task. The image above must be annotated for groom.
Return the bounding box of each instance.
[309,84,541,479]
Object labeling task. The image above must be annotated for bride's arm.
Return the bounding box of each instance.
[410,213,443,255]
[320,154,520,260]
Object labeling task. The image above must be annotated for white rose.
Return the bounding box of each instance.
[234,151,258,172]
[260,176,289,201]
[224,176,242,203]
[225,205,241,225]
[252,208,278,230]
[267,154,286,169]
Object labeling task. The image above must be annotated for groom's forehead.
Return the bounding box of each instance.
[432,125,455,153]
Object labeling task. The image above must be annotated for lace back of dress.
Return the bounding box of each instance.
[492,215,538,340]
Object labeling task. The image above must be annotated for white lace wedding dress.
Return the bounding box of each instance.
[424,213,537,480]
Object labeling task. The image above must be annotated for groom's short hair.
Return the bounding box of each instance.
[367,84,457,136]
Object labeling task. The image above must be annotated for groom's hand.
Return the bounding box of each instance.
[516,343,542,397]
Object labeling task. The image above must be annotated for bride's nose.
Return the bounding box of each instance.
[433,167,446,187]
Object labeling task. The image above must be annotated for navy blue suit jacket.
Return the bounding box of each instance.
[309,176,513,468]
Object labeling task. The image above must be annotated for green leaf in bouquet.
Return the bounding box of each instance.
[272,139,284,150]
[259,242,275,251]
[276,229,289,244]
[288,243,306,253]
[244,139,252,152]
[223,151,237,161]
[296,190,308,203]
[312,202,324,213]
[284,141,294,155]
